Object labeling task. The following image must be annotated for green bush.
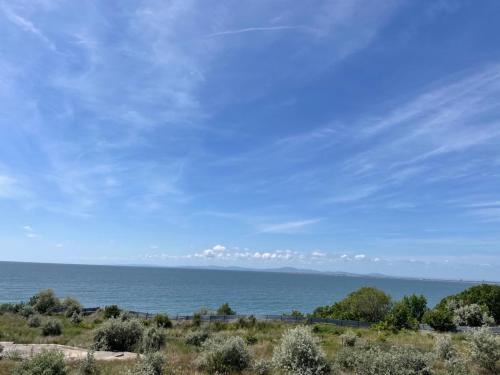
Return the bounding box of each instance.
[20,305,35,318]
[197,335,250,374]
[28,314,42,328]
[423,308,455,332]
[334,345,431,375]
[129,352,165,375]
[78,350,100,375]
[272,326,330,375]
[103,305,121,319]
[13,350,67,375]
[217,303,236,315]
[71,311,83,325]
[0,302,23,314]
[42,319,62,336]
[439,284,500,323]
[93,319,143,352]
[62,297,82,318]
[153,313,172,328]
[236,315,257,329]
[185,329,210,346]
[141,327,166,352]
[467,327,500,373]
[29,289,61,314]
[400,294,428,322]
[313,287,391,322]
[386,301,419,330]
[433,334,455,361]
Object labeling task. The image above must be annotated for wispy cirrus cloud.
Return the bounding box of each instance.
[258,219,322,234]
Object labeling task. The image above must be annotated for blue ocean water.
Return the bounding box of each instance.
[0,261,476,314]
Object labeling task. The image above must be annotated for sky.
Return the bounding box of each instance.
[1,0,500,281]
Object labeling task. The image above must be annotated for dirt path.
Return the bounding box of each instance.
[0,342,138,361]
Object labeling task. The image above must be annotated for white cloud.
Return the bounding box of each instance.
[258,219,322,234]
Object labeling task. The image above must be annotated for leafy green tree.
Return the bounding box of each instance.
[422,307,455,332]
[217,303,236,315]
[313,287,391,322]
[400,294,427,322]
[103,305,120,319]
[386,301,418,330]
[29,289,60,314]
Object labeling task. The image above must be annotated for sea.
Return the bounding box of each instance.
[0,261,478,315]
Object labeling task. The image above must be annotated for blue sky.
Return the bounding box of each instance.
[1,0,500,280]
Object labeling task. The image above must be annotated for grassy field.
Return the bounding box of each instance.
[0,311,479,374]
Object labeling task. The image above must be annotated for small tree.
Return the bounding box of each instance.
[13,350,67,375]
[434,335,455,361]
[62,297,82,318]
[153,313,172,328]
[423,308,455,332]
[272,326,330,375]
[400,294,428,322]
[29,289,60,314]
[386,301,418,330]
[217,303,236,316]
[103,305,120,319]
[467,327,500,374]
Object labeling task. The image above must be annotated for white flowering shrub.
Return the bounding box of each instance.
[129,352,165,375]
[453,304,494,327]
[467,327,500,373]
[78,350,100,375]
[444,357,470,375]
[141,327,166,352]
[272,326,330,375]
[434,335,455,360]
[185,328,210,346]
[197,335,250,374]
[12,350,68,375]
[93,319,143,352]
[253,359,273,375]
[335,345,431,375]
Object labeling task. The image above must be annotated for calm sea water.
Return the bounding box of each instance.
[0,262,476,314]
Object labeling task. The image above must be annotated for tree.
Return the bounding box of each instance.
[217,303,236,315]
[29,289,60,314]
[313,287,391,322]
[400,294,427,322]
[386,301,418,330]
[422,307,455,332]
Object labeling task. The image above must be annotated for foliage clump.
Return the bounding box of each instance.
[451,302,494,327]
[12,350,67,375]
[93,319,143,352]
[141,327,166,353]
[340,331,358,347]
[62,297,82,318]
[42,319,62,336]
[27,314,42,328]
[433,334,455,361]
[217,303,236,315]
[186,328,210,346]
[153,313,172,328]
[29,289,61,314]
[197,335,250,374]
[272,326,330,375]
[313,287,391,322]
[467,326,500,374]
[129,352,165,375]
[78,350,100,375]
[423,307,455,332]
[103,305,121,319]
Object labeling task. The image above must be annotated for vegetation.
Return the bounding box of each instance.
[216,303,236,316]
[42,319,63,336]
[272,326,330,375]
[102,305,120,319]
[0,287,499,374]
[313,287,391,322]
[29,289,61,315]
[12,350,67,375]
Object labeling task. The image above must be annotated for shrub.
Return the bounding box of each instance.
[103,305,121,319]
[334,345,431,375]
[20,305,35,318]
[141,327,166,352]
[313,287,391,322]
[237,315,257,329]
[0,302,23,314]
[444,357,470,375]
[71,311,83,325]
[400,294,428,322]
[340,331,358,347]
[28,314,42,328]
[434,335,455,361]
[439,284,500,323]
[185,329,210,346]
[288,310,305,318]
[153,313,172,328]
[245,334,258,345]
[467,327,500,373]
[253,359,273,375]
[272,326,330,375]
[452,303,494,327]
[78,350,100,375]
[29,289,61,314]
[217,303,236,315]
[129,352,165,375]
[13,350,67,375]
[197,335,250,374]
[93,319,143,352]
[386,301,419,330]
[42,319,62,336]
[423,308,455,332]
[62,297,82,318]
